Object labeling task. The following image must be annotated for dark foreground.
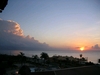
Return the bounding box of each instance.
[31,65,100,75]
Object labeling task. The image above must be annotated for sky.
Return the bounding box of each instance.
[0,0,100,53]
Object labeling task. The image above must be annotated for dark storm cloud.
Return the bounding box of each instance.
[0,19,49,50]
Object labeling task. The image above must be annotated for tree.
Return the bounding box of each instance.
[18,52,26,65]
[20,52,24,56]
[0,0,8,13]
[81,57,87,62]
[98,59,100,63]
[80,54,82,58]
[32,55,39,63]
[40,52,49,60]
[40,52,49,64]
[18,65,31,75]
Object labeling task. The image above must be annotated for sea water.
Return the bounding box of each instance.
[1,50,100,63]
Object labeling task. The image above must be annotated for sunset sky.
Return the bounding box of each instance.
[0,0,100,52]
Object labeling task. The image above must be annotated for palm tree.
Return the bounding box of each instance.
[80,54,82,58]
[20,52,24,56]
[32,55,39,63]
[18,52,26,65]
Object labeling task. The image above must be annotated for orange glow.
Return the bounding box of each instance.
[80,47,84,51]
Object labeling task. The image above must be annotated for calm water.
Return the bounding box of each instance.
[26,51,100,63]
[30,68,35,72]
[1,50,100,63]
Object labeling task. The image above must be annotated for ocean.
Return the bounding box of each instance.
[1,50,100,63]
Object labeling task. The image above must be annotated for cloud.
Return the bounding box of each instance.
[0,19,23,36]
[0,19,76,52]
[75,46,88,49]
[1,19,99,53]
[91,44,100,50]
[0,19,50,50]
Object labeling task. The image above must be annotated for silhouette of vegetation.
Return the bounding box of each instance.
[18,65,31,75]
[17,52,27,65]
[0,67,6,75]
[98,59,100,63]
[80,54,82,58]
[40,52,49,60]
[0,52,95,73]
[0,0,8,13]
[32,55,39,63]
[40,52,49,64]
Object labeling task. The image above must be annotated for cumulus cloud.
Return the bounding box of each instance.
[91,44,100,50]
[0,19,23,36]
[1,19,99,52]
[0,19,49,50]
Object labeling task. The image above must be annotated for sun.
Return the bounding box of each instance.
[80,47,84,51]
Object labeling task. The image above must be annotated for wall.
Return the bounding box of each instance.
[31,66,100,75]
